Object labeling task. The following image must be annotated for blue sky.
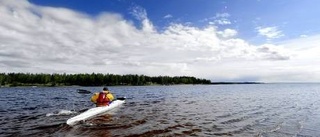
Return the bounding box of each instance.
[28,0,320,44]
[1,0,320,82]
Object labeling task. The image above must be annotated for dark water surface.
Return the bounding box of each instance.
[1,84,320,137]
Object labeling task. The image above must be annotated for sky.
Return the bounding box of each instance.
[0,0,320,82]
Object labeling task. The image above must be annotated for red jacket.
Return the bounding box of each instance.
[96,92,110,107]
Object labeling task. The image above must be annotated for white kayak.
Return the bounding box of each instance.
[66,98,125,126]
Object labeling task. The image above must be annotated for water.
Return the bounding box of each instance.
[1,84,320,137]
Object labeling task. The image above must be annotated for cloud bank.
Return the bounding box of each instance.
[0,0,319,82]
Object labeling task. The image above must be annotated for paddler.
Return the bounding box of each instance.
[91,87,115,107]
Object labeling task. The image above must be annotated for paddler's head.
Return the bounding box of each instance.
[103,87,109,93]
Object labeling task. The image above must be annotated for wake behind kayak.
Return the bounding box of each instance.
[66,98,125,126]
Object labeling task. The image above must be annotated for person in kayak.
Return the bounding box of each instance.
[91,87,115,107]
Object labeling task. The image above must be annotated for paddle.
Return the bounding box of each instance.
[77,89,126,101]
[77,89,91,94]
[116,97,126,100]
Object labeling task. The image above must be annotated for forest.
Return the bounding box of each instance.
[0,73,212,87]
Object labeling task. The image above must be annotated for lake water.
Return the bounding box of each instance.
[1,84,320,137]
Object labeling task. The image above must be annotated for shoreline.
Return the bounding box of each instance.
[1,82,264,88]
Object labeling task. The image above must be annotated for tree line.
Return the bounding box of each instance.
[0,73,211,87]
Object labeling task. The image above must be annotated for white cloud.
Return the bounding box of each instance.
[201,12,232,25]
[211,19,231,25]
[214,13,231,25]
[256,44,290,60]
[215,13,230,18]
[163,14,173,19]
[0,0,319,82]
[256,26,284,39]
[217,29,238,38]
[300,34,308,38]
[129,5,154,33]
[130,5,147,21]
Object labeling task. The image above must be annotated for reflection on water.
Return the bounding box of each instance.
[1,84,320,136]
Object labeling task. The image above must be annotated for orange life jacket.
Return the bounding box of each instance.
[96,92,110,106]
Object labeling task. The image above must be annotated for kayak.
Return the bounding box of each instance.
[66,98,125,126]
